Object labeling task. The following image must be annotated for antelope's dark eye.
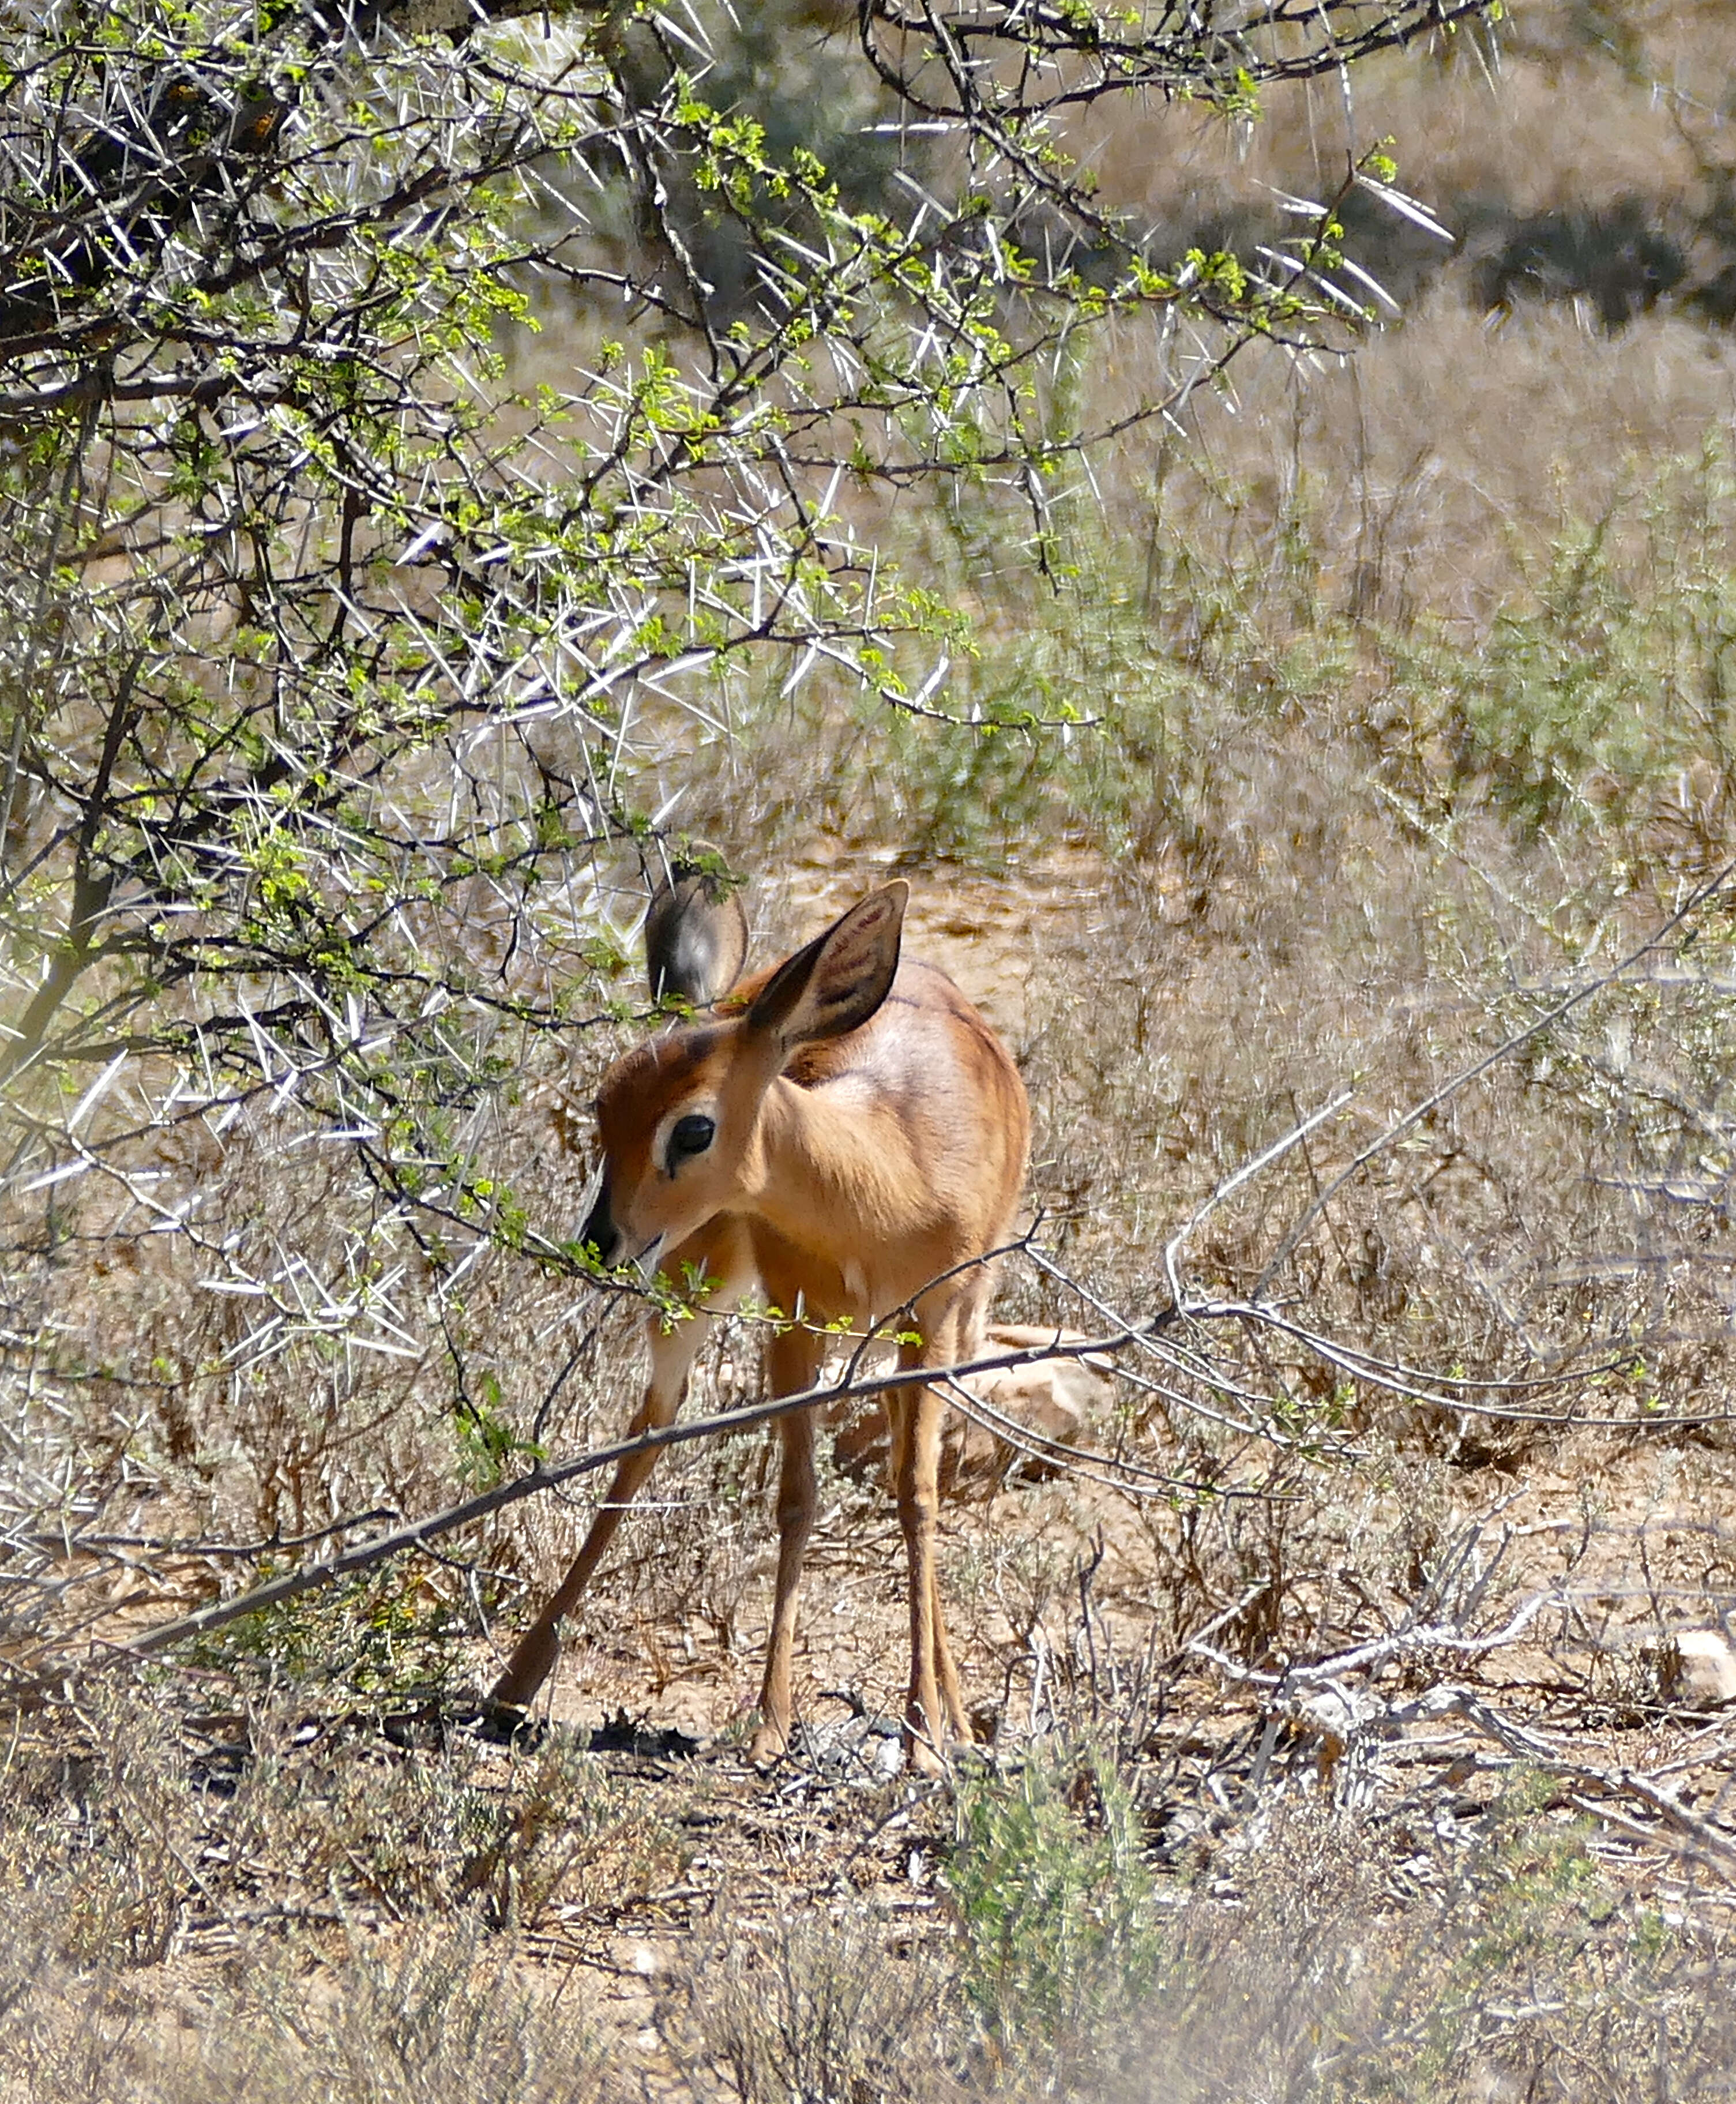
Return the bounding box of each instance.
[668,1112,715,1167]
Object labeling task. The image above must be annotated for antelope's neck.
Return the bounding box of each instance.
[746,1072,911,1258]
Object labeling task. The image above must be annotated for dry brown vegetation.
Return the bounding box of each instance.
[14,5,1736,2099]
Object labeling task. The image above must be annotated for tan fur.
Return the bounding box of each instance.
[490,879,1030,1771]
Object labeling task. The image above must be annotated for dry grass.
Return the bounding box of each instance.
[0,1918,614,2103]
[1084,4,1730,220]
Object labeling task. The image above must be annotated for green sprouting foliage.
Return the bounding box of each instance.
[949,1737,1162,2057]
[181,1565,468,1697]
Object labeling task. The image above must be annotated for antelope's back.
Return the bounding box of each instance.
[731,952,1029,1238]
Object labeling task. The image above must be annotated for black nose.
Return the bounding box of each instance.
[579,1178,620,1267]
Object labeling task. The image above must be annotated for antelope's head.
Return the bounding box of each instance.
[578,881,908,1273]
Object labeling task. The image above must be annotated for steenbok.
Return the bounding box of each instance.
[490,864,1029,1768]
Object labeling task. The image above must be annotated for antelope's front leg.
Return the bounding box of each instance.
[749,1322,824,1762]
[489,1231,743,1715]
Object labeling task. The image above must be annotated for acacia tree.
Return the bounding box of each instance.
[0,0,1489,1674]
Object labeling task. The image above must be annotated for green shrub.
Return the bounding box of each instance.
[948,1737,1162,2067]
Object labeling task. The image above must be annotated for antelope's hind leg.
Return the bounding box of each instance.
[890,1320,971,1771]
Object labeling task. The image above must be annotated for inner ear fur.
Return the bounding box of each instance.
[746,881,908,1047]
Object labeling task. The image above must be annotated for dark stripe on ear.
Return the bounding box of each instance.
[820,971,873,1017]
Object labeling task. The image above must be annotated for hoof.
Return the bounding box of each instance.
[903,1708,968,1776]
[747,1717,791,1766]
[470,1700,541,1746]
[904,1734,950,1778]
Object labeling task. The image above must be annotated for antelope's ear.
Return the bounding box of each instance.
[746,881,907,1048]
[644,847,749,1005]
